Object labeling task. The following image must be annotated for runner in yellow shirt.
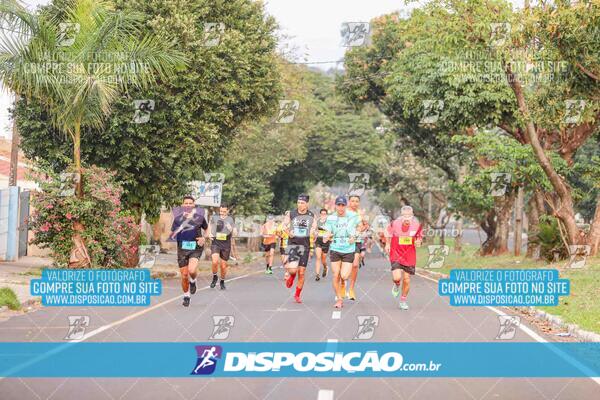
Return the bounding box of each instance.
[261,215,278,274]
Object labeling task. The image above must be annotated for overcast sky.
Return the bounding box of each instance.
[0,0,524,138]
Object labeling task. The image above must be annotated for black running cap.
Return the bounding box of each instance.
[297,194,310,202]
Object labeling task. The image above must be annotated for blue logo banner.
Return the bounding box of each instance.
[30,269,162,306]
[0,342,598,378]
[439,269,569,306]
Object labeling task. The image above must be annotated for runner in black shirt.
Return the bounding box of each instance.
[169,196,208,307]
[282,194,317,303]
[208,204,236,290]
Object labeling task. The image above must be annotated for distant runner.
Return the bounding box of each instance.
[169,196,208,307]
[323,196,360,309]
[261,215,278,274]
[385,205,423,310]
[282,194,317,303]
[208,204,237,290]
[314,208,330,281]
[277,221,289,268]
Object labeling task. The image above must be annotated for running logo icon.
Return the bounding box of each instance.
[340,22,370,47]
[489,173,511,197]
[495,315,520,340]
[420,100,444,125]
[490,22,511,47]
[353,315,379,340]
[57,22,80,47]
[348,173,370,196]
[58,172,80,197]
[132,99,155,124]
[566,245,590,269]
[138,245,160,268]
[191,345,222,375]
[209,316,234,340]
[64,315,90,340]
[203,23,225,47]
[426,245,449,269]
[275,100,299,124]
[564,100,586,124]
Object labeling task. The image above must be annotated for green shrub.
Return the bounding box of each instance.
[531,216,568,261]
[0,287,21,310]
[29,165,140,268]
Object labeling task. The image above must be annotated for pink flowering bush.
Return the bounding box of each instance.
[29,166,140,268]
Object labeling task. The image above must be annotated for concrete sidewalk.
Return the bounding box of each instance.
[0,256,51,307]
[0,251,264,307]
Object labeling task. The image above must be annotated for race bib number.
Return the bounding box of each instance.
[181,241,196,250]
[398,236,413,245]
[318,229,327,238]
[216,232,228,241]
[334,237,346,245]
[294,227,308,237]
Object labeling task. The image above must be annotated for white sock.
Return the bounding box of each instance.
[189,277,196,283]
[184,291,190,297]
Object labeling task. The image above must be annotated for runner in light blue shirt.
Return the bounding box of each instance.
[323,196,360,309]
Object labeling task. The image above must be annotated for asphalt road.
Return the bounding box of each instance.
[0,251,598,400]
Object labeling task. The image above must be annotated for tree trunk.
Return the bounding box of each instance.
[493,194,513,255]
[9,94,20,187]
[526,192,541,259]
[453,165,467,253]
[504,62,581,245]
[588,195,600,256]
[74,120,83,198]
[514,187,524,256]
[68,119,91,268]
[480,210,497,255]
[151,221,163,249]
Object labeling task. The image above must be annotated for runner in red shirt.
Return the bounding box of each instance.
[385,206,422,310]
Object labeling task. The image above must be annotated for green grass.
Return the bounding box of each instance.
[0,287,21,310]
[416,238,600,334]
[19,268,43,277]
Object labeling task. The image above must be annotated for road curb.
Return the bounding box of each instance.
[416,267,600,343]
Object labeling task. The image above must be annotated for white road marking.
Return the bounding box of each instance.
[317,389,334,400]
[331,311,341,320]
[79,270,263,342]
[0,270,264,380]
[417,271,600,386]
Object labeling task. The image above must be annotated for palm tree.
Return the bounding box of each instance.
[0,0,187,266]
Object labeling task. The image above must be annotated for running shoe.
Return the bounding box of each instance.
[392,284,400,298]
[210,275,218,288]
[315,274,320,281]
[348,288,356,301]
[399,301,409,310]
[190,281,197,295]
[294,294,302,304]
[220,280,226,290]
[265,267,273,275]
[334,299,343,308]
[182,296,190,307]
[285,273,295,288]
[322,265,327,278]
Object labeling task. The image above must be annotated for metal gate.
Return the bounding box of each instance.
[0,188,8,260]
